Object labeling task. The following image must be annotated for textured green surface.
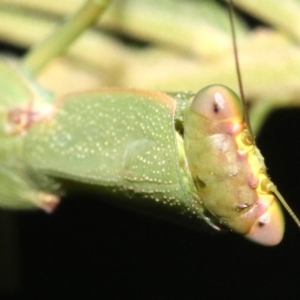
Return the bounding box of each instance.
[24,89,200,216]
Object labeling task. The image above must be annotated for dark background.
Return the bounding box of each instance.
[1,108,300,300]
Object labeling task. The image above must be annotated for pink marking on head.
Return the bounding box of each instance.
[245,199,284,246]
[237,150,248,158]
[247,172,259,189]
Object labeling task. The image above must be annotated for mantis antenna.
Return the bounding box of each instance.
[227,0,300,228]
[226,0,254,140]
[268,183,300,227]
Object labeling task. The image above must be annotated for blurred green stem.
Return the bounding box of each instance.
[21,0,111,77]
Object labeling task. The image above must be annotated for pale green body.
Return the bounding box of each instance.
[24,90,197,216]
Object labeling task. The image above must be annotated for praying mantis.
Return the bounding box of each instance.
[0,0,300,247]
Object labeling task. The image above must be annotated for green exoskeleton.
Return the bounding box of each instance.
[0,0,299,246]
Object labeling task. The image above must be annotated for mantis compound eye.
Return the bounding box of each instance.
[245,200,284,246]
[190,85,243,124]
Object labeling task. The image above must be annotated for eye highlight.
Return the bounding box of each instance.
[190,85,243,122]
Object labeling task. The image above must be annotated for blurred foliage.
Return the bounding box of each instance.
[0,0,300,132]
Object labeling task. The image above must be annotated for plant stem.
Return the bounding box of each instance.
[21,0,111,77]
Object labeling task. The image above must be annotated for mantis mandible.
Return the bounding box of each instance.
[0,0,299,246]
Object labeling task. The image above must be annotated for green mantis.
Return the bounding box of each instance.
[0,0,300,246]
